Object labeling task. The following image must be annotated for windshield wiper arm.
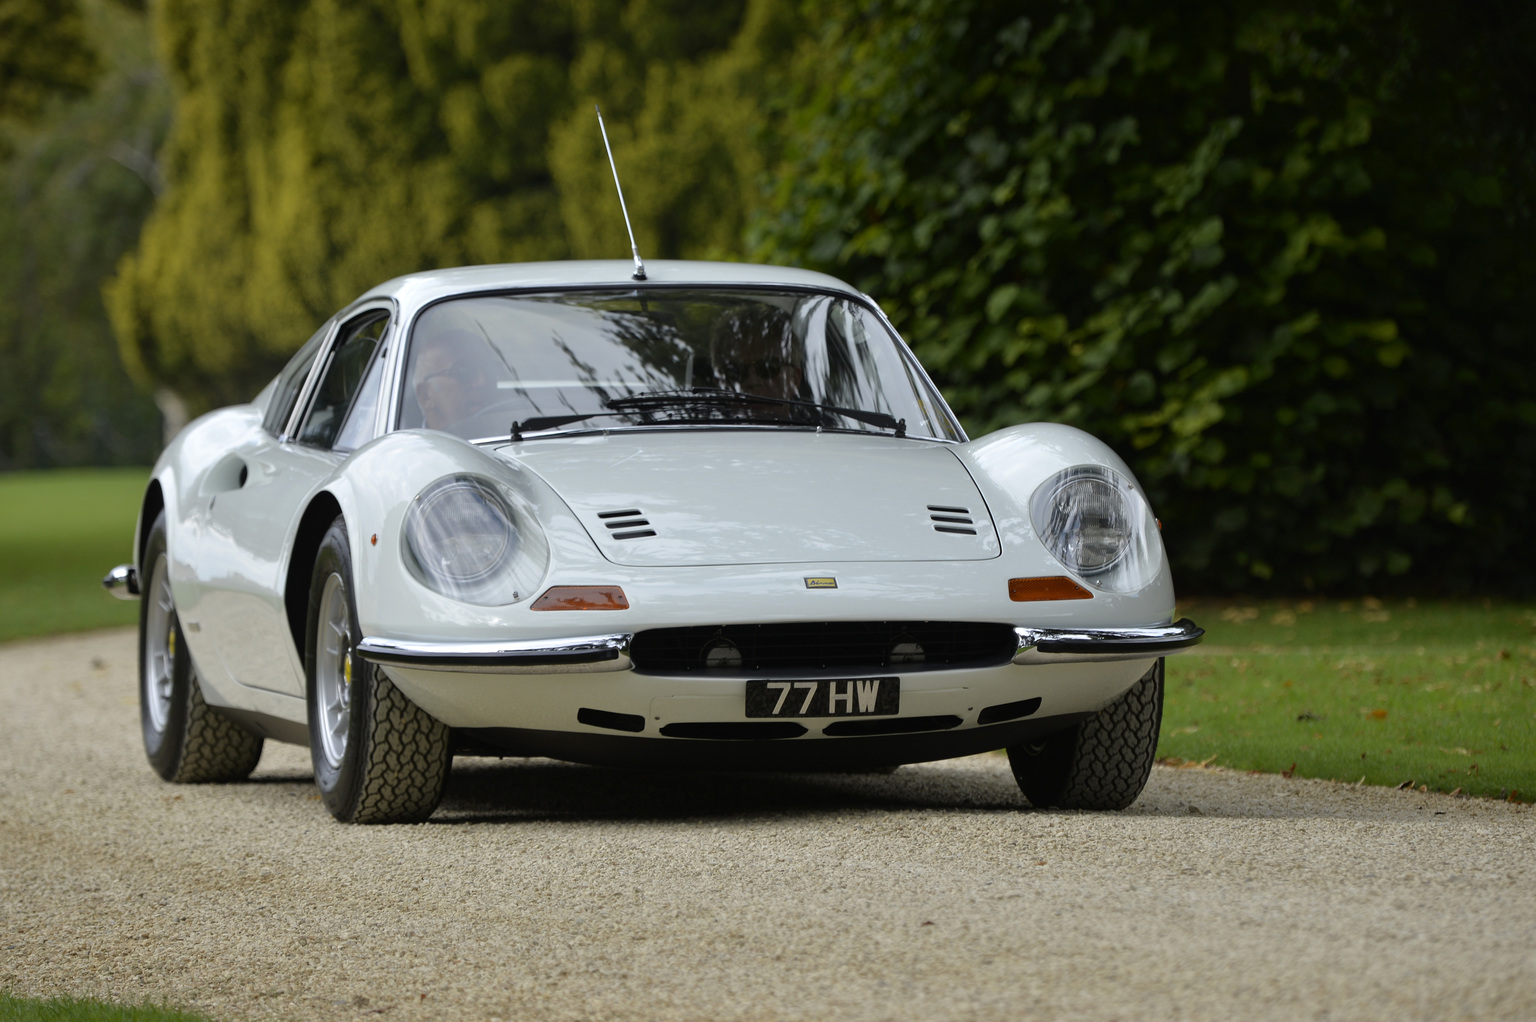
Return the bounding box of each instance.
[608,389,907,437]
[510,412,605,440]
[510,389,908,440]
[509,405,740,441]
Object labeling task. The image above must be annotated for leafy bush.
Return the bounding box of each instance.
[754,0,1536,593]
[0,0,164,468]
[105,0,800,413]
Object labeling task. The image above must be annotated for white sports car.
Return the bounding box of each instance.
[105,260,1202,823]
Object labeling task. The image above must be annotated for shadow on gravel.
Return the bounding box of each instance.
[431,758,1030,824]
[243,772,314,785]
[242,754,1444,824]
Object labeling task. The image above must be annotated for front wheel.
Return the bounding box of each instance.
[1007,659,1164,810]
[305,516,450,823]
[139,511,264,782]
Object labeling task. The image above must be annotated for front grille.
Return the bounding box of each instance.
[822,715,962,737]
[659,721,807,740]
[629,621,1018,674]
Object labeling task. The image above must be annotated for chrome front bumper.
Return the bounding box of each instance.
[1013,618,1205,664]
[357,634,632,674]
[358,619,1203,676]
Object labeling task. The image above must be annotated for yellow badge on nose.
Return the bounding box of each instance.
[804,577,837,589]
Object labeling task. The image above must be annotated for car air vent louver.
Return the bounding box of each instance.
[596,508,655,540]
[631,621,1017,674]
[927,504,977,535]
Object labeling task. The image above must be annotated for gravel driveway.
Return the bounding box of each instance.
[2,628,1533,1021]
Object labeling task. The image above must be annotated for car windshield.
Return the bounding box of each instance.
[396,288,962,442]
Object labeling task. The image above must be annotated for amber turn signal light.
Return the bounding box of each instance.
[531,585,630,611]
[1008,576,1093,602]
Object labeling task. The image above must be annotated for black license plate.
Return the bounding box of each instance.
[745,677,900,718]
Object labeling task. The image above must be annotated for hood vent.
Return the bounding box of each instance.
[597,508,656,540]
[927,504,977,536]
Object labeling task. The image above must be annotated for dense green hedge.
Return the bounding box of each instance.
[95,0,1535,593]
[752,0,1536,593]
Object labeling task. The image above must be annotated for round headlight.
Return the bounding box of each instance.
[1029,465,1160,592]
[403,476,519,602]
[1043,474,1131,573]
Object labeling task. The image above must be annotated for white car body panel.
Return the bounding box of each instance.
[125,259,1198,767]
[510,431,1000,566]
[384,658,1149,732]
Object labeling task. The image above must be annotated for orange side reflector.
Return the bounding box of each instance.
[531,585,630,611]
[1008,576,1093,602]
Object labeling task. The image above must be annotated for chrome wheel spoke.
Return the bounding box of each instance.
[315,572,353,770]
[142,554,176,733]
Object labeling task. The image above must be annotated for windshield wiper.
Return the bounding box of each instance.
[608,389,906,436]
[511,413,603,439]
[509,389,906,441]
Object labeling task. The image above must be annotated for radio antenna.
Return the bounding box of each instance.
[595,104,646,281]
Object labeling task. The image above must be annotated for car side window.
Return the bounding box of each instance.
[332,338,389,452]
[295,312,389,449]
[260,323,330,436]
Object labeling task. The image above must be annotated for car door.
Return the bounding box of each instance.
[196,306,393,697]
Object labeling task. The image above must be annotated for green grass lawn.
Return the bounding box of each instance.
[0,468,149,643]
[0,992,211,1022]
[1158,597,1536,800]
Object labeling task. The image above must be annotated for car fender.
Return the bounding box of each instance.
[148,407,270,604]
[954,423,1176,623]
[322,430,605,646]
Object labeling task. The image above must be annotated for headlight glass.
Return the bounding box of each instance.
[403,475,533,605]
[1029,465,1161,593]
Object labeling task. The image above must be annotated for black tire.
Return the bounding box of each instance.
[1007,658,1164,810]
[139,511,265,783]
[305,516,450,824]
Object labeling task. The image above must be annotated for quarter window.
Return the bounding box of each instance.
[332,341,388,452]
[296,312,389,448]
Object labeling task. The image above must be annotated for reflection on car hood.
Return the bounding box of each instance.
[501,431,1000,567]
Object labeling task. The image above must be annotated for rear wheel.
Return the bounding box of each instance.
[139,512,264,782]
[305,516,450,823]
[1007,659,1164,810]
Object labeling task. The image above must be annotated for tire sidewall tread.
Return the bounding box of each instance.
[1008,658,1165,811]
[139,511,264,784]
[305,516,450,824]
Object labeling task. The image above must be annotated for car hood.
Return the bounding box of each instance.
[501,431,1001,567]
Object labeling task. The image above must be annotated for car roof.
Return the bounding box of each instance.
[356,260,866,312]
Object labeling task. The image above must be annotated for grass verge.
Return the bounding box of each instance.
[0,992,212,1022]
[1158,597,1536,800]
[0,468,149,643]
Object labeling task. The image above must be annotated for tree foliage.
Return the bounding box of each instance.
[0,0,164,468]
[548,0,800,262]
[0,0,100,136]
[107,0,799,413]
[753,0,1536,593]
[98,0,1535,592]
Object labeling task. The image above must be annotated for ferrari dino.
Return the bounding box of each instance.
[105,260,1202,823]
